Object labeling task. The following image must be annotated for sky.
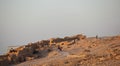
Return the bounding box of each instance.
[0,0,120,54]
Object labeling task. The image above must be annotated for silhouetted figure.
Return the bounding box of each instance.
[96,35,98,39]
[58,45,62,51]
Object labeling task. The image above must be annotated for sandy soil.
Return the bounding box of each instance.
[13,36,120,66]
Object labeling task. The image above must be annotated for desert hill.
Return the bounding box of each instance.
[0,34,120,66]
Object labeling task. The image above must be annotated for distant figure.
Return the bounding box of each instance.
[96,35,98,39]
[58,45,62,51]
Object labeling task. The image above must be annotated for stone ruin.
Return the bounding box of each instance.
[0,34,86,66]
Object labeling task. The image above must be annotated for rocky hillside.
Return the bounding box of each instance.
[0,34,120,66]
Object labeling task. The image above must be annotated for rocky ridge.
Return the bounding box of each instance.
[0,34,120,66]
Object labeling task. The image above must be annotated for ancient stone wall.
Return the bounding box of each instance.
[0,34,86,65]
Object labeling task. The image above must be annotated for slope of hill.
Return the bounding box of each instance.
[0,34,120,66]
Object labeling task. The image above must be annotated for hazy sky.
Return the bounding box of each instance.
[0,0,120,54]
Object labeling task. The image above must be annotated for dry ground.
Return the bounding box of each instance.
[14,36,120,66]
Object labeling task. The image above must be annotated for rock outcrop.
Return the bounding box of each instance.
[0,34,120,66]
[0,34,86,66]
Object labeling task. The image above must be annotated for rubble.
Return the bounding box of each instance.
[0,34,120,66]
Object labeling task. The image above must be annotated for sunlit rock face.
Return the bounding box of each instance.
[1,34,120,66]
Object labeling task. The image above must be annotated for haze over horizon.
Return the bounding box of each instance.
[0,0,120,54]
